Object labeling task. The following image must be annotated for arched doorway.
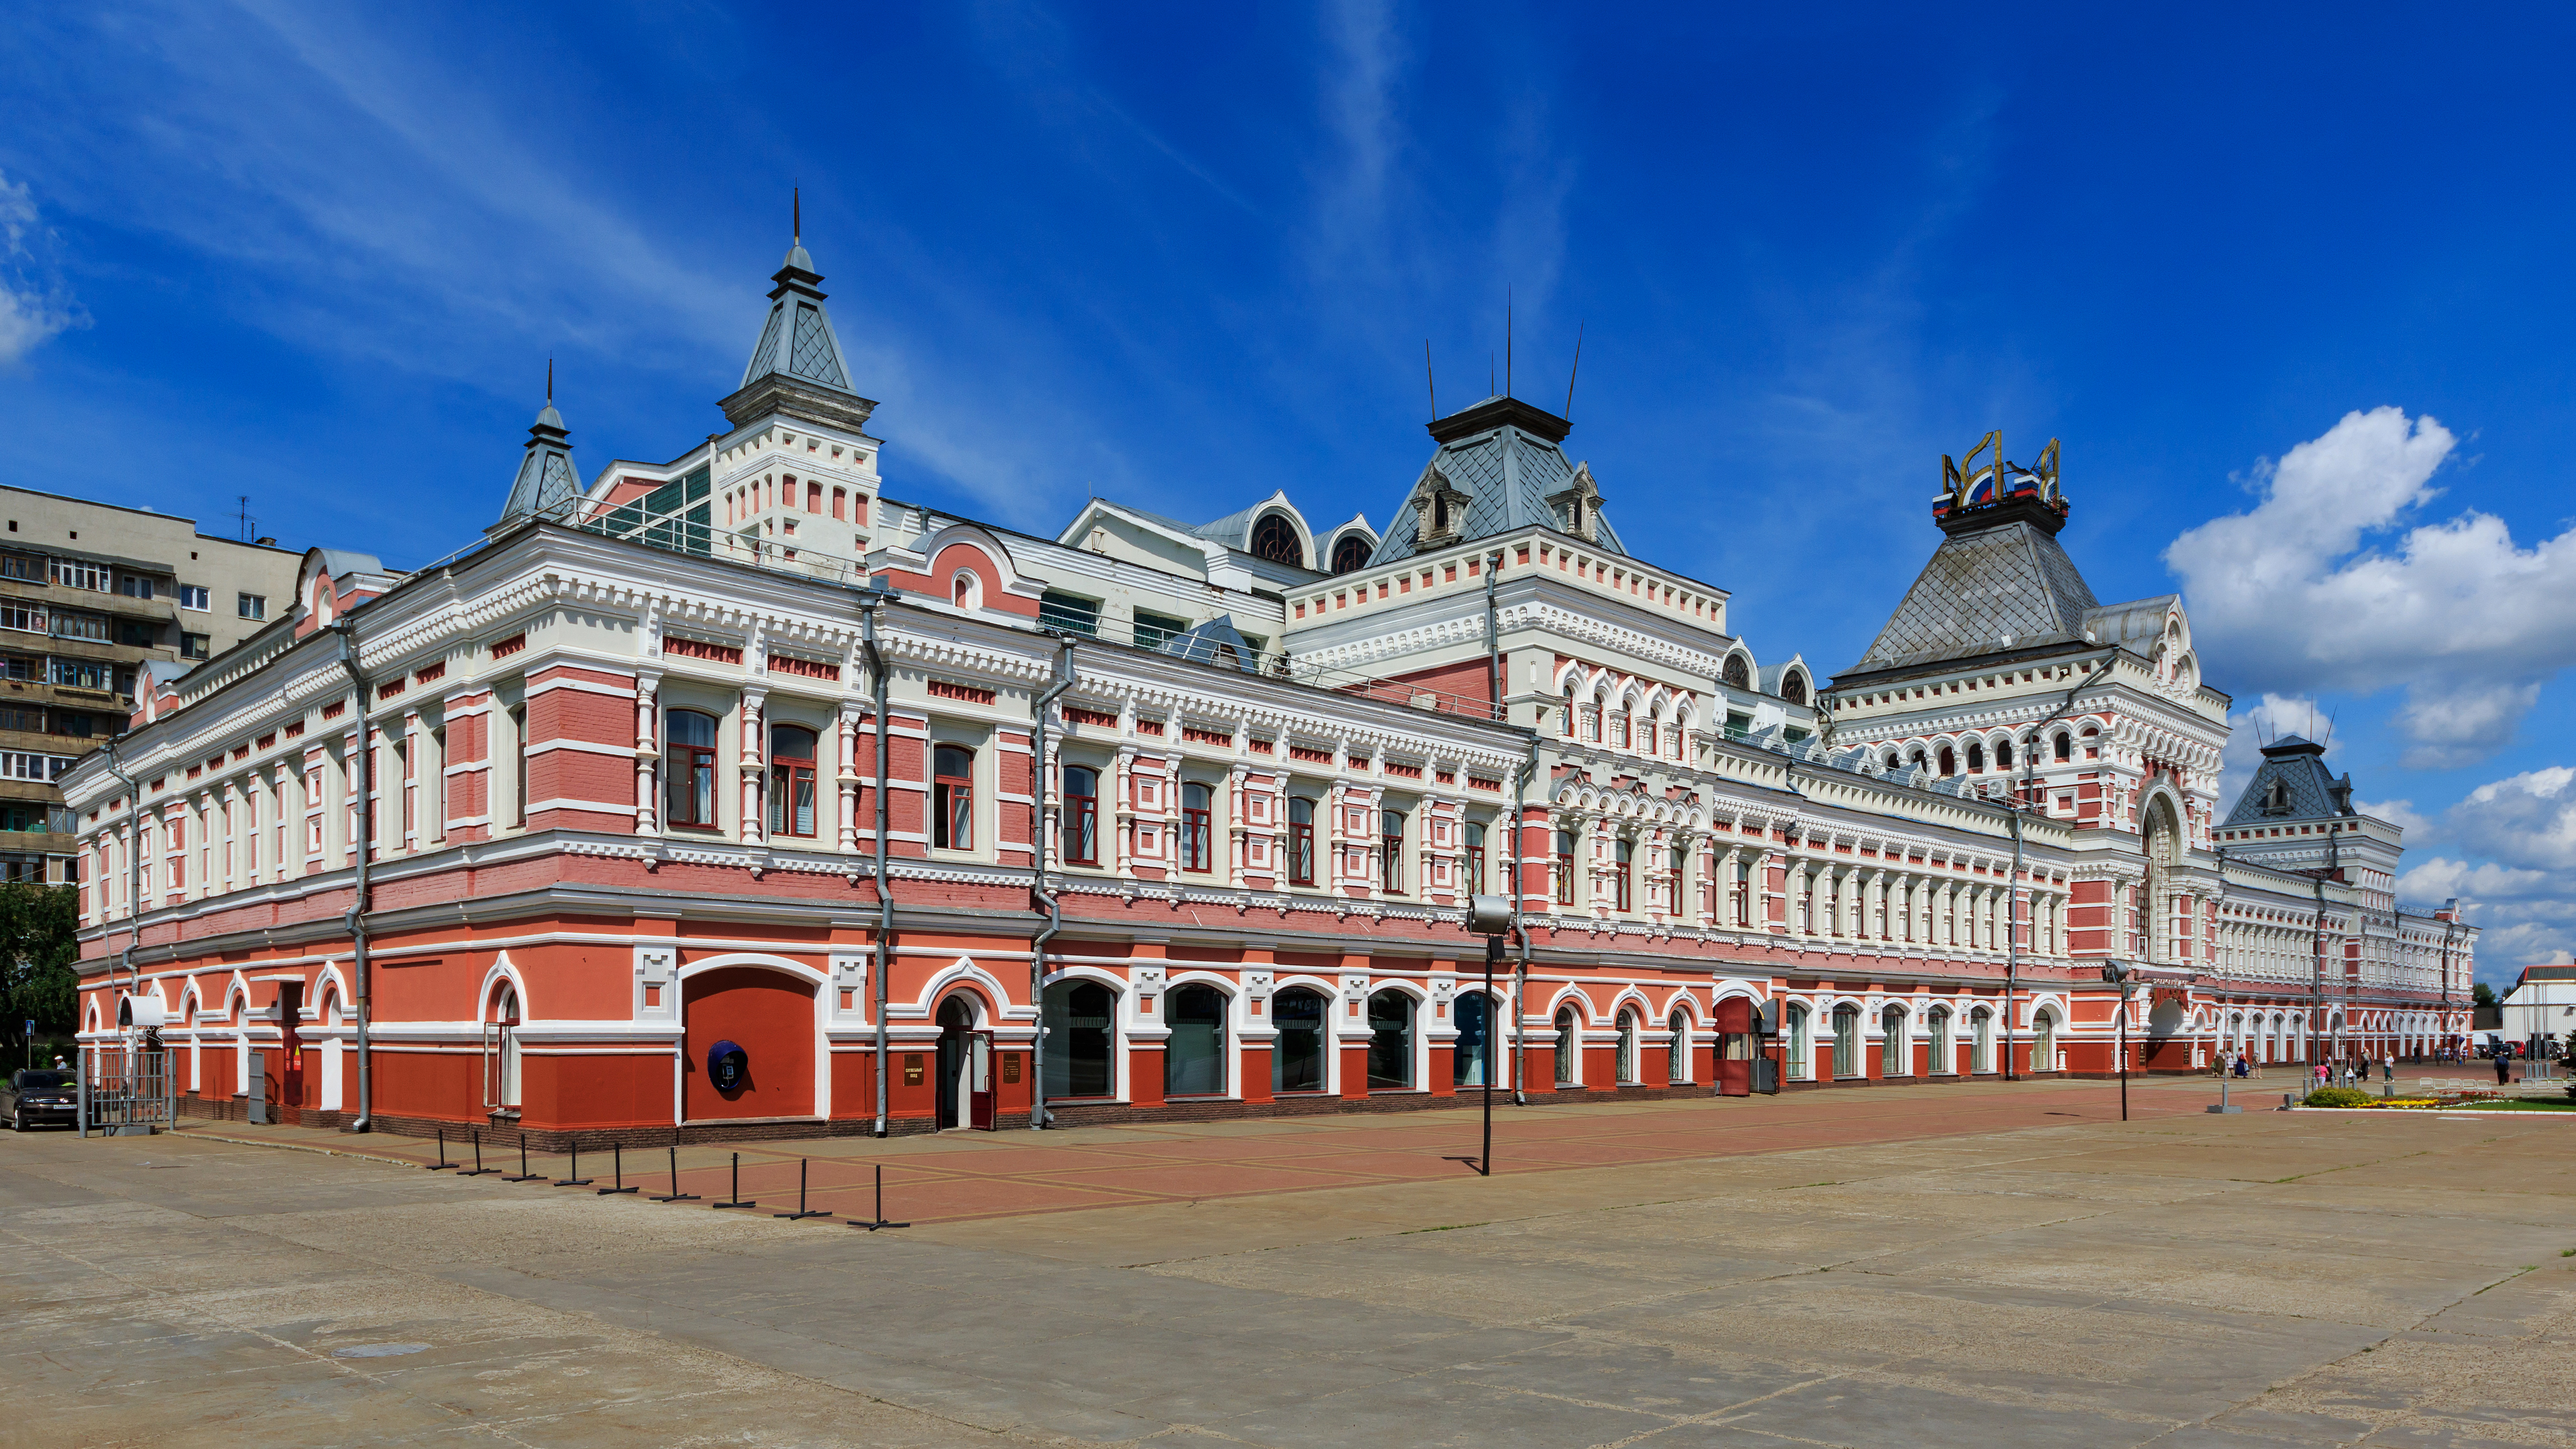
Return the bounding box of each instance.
[935,993,993,1130]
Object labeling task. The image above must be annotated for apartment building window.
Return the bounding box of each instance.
[238,593,267,620]
[117,575,155,600]
[1463,821,1486,896]
[1063,766,1099,865]
[0,604,41,633]
[1287,796,1316,886]
[179,585,211,611]
[1554,830,1576,906]
[664,710,719,830]
[769,726,818,837]
[51,560,104,591]
[1380,809,1406,892]
[1037,591,1101,637]
[53,612,108,641]
[1180,782,1212,872]
[181,633,210,660]
[932,745,975,850]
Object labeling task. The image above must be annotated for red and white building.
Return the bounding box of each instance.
[68,233,2474,1142]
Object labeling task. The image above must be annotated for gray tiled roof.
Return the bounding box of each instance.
[1370,404,1628,564]
[2222,737,2353,826]
[1849,519,2099,673]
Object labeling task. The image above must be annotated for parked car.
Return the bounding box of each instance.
[4,1069,77,1130]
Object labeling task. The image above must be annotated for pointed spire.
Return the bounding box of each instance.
[491,368,581,537]
[721,199,874,431]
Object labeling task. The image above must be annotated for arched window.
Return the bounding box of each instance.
[1613,838,1634,912]
[1966,741,1985,772]
[1463,821,1486,896]
[664,709,719,830]
[1667,1007,1689,1082]
[1831,1003,1859,1078]
[1366,989,1414,1089]
[1248,513,1301,566]
[1781,671,1808,706]
[1287,797,1316,886]
[1995,739,2013,771]
[1380,809,1406,892]
[1454,991,1491,1087]
[1164,984,1227,1097]
[1273,987,1328,1092]
[1041,979,1114,1097]
[768,724,818,837]
[1786,1003,1810,1080]
[1330,535,1371,574]
[2053,732,2072,762]
[1180,782,1213,873]
[1722,655,1750,690]
[1882,1004,1907,1076]
[1938,746,1957,776]
[1063,765,1099,866]
[1554,830,1576,905]
[1616,1008,1639,1083]
[1554,1004,1580,1085]
[933,744,975,850]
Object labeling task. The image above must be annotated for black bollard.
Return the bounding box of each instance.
[650,1144,699,1202]
[598,1142,638,1195]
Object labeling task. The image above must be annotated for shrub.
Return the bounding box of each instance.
[2304,1086,2374,1109]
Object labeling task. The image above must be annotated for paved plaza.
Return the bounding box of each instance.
[5,1075,2572,1447]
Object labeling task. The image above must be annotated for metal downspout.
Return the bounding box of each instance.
[863,601,893,1137]
[1027,639,1076,1131]
[331,621,375,1132]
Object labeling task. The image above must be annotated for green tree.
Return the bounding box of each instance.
[1,883,80,1057]
[2472,981,2497,1008]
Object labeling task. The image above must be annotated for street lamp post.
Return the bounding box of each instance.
[1466,894,1515,1176]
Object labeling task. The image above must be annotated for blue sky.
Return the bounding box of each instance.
[4,3,2572,978]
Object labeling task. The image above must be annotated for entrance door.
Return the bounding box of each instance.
[969,1031,996,1130]
[1715,996,1752,1097]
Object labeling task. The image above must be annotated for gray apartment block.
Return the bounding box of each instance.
[0,487,300,883]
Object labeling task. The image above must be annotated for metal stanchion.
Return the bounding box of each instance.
[502,1132,544,1182]
[774,1158,828,1220]
[598,1142,638,1195]
[712,1151,755,1209]
[850,1163,910,1230]
[650,1145,698,1202]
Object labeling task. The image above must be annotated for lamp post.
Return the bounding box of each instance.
[1465,893,1514,1176]
[2102,961,2138,1122]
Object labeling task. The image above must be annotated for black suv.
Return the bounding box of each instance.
[3,1069,77,1130]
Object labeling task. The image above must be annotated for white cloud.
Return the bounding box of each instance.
[2167,407,2576,767]
[0,170,84,365]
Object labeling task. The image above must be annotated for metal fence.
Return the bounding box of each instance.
[78,1044,174,1137]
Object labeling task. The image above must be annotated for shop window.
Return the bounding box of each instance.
[1366,990,1414,1089]
[768,725,818,837]
[1063,766,1099,865]
[665,709,719,829]
[1273,988,1329,1092]
[933,744,975,850]
[1164,984,1227,1097]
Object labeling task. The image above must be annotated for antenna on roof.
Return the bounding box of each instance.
[1424,339,1436,422]
[1565,320,1584,421]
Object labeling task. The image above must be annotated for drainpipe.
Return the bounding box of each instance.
[1509,733,1539,1106]
[331,621,375,1132]
[1027,638,1076,1130]
[862,596,894,1137]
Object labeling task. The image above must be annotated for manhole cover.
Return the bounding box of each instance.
[333,1343,431,1358]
